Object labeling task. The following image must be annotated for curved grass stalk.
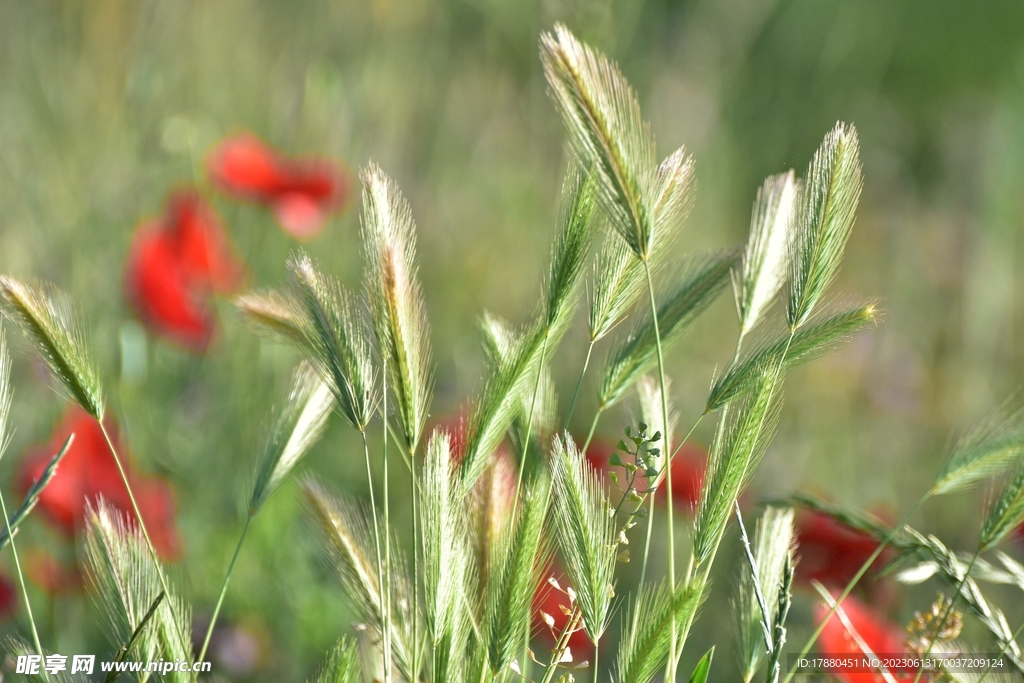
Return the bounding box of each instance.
[98,423,187,653]
[581,408,603,455]
[0,486,42,656]
[564,340,595,431]
[512,332,549,511]
[382,373,394,683]
[360,429,391,683]
[198,516,251,662]
[640,256,678,682]
[409,445,421,681]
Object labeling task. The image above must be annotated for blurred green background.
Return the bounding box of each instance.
[1,0,1024,680]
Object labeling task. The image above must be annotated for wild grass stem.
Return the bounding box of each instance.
[0,486,43,658]
[409,446,421,681]
[641,256,677,681]
[512,331,549,515]
[382,373,395,683]
[198,515,252,662]
[360,428,391,683]
[564,340,595,431]
[582,408,602,455]
[98,423,185,651]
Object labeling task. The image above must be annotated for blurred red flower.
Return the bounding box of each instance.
[0,571,16,620]
[207,133,348,240]
[815,592,913,683]
[18,406,181,560]
[25,550,83,595]
[125,190,245,352]
[532,567,596,663]
[795,510,895,590]
[585,439,707,514]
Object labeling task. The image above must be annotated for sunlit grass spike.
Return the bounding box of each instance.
[651,146,696,241]
[980,463,1024,550]
[707,301,880,412]
[288,253,377,432]
[484,468,551,673]
[616,579,706,683]
[235,289,314,348]
[933,391,1024,495]
[589,234,646,343]
[541,24,656,259]
[249,362,334,514]
[787,123,862,330]
[421,431,471,681]
[311,638,363,683]
[734,171,800,337]
[0,277,104,419]
[302,480,416,679]
[361,162,434,452]
[546,161,596,331]
[551,434,616,642]
[83,502,193,680]
[694,363,783,567]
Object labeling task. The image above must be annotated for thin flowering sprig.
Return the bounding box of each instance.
[606,422,661,520]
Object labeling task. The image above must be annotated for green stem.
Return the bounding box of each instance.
[781,491,931,683]
[911,548,982,683]
[564,340,595,431]
[592,639,599,683]
[512,329,552,671]
[199,515,252,662]
[642,257,676,682]
[99,424,187,656]
[409,438,421,682]
[581,407,603,455]
[382,374,394,683]
[0,487,43,658]
[976,620,1024,683]
[360,429,390,683]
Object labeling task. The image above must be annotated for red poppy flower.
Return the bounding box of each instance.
[532,568,596,662]
[0,571,16,620]
[125,190,245,352]
[816,592,913,683]
[585,440,707,514]
[17,406,182,560]
[795,510,895,590]
[207,133,348,240]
